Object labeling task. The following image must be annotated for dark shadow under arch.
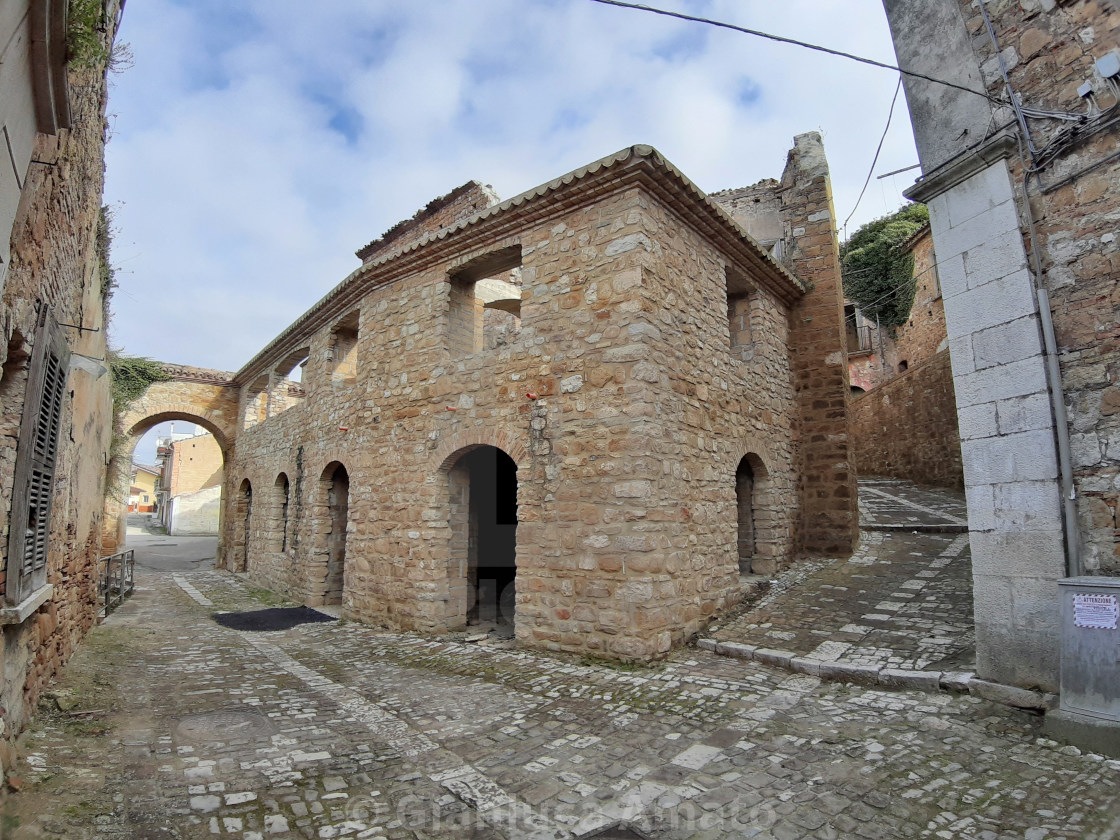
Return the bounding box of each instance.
[444,445,518,629]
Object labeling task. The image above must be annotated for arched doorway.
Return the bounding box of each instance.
[318,462,349,606]
[104,413,230,558]
[735,453,771,575]
[234,478,252,572]
[274,473,290,554]
[447,446,518,629]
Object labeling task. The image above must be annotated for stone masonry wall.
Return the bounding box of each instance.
[850,350,964,488]
[711,133,858,560]
[224,157,804,662]
[779,135,859,557]
[885,0,1120,689]
[0,2,120,773]
[956,0,1120,577]
[103,372,239,555]
[356,181,500,265]
[849,230,949,390]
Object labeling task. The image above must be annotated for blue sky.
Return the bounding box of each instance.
[106,0,919,379]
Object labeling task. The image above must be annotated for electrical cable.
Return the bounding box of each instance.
[842,76,903,235]
[586,0,1000,104]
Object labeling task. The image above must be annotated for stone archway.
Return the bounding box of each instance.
[103,365,240,555]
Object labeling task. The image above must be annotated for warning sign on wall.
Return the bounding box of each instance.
[1073,593,1120,630]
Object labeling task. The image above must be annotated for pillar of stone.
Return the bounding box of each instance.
[780,133,859,557]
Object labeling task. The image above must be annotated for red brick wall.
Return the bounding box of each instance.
[849,350,963,489]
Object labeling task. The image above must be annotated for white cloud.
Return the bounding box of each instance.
[104,0,919,372]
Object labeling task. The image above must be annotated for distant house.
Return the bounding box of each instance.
[159,432,223,535]
[128,464,160,513]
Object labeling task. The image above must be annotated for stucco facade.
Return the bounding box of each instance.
[215,137,856,661]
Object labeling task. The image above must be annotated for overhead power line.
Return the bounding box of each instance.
[586,0,997,104]
[842,76,903,235]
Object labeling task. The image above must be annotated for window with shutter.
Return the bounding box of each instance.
[5,308,70,605]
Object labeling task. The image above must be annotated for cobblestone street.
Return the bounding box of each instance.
[4,483,1120,839]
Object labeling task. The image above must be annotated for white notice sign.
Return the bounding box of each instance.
[1073,593,1119,630]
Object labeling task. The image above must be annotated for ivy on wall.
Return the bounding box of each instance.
[840,203,929,329]
[105,356,171,496]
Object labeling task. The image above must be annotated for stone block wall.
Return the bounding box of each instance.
[780,135,860,558]
[712,133,859,560]
[884,0,1120,689]
[222,147,816,661]
[849,351,964,488]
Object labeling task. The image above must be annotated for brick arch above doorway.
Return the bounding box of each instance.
[434,429,529,473]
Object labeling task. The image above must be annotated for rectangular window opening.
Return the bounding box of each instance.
[449,245,522,358]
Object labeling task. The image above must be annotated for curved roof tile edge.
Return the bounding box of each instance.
[235,144,804,383]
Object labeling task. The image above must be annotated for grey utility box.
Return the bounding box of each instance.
[1057,576,1120,721]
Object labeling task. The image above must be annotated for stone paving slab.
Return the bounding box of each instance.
[708,528,975,675]
[5,566,1120,839]
[857,479,968,531]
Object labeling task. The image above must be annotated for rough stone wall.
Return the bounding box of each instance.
[168,433,223,496]
[224,159,805,661]
[779,134,859,557]
[850,351,964,488]
[711,135,859,560]
[0,3,120,771]
[958,0,1120,578]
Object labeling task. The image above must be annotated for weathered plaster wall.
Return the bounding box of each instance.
[0,2,120,773]
[169,486,222,536]
[850,351,964,488]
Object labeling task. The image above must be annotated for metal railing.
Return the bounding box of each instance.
[99,549,135,617]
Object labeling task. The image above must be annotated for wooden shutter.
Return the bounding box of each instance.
[5,308,70,604]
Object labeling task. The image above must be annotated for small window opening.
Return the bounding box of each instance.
[898,360,909,373]
[242,376,269,430]
[330,311,360,387]
[726,265,754,353]
[448,245,522,358]
[269,349,309,416]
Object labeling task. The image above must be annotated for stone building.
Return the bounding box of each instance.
[0,0,119,775]
[160,431,223,535]
[213,134,857,661]
[883,0,1120,690]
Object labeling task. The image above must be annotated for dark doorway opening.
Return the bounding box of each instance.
[325,463,349,605]
[451,446,517,627]
[735,456,756,575]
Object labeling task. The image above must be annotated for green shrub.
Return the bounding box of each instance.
[840,203,929,329]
